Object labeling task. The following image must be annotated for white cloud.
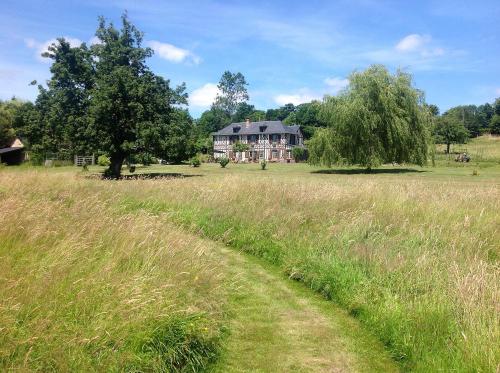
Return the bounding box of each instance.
[24,37,82,63]
[394,34,446,59]
[395,34,430,52]
[190,83,219,107]
[495,88,500,96]
[147,40,201,64]
[274,89,322,106]
[89,36,102,45]
[324,77,349,94]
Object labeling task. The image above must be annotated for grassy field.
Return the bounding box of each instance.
[0,170,399,372]
[1,136,499,372]
[0,172,230,371]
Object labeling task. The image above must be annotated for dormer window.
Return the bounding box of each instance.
[259,126,267,132]
[233,126,241,133]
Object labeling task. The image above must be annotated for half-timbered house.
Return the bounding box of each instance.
[212,119,304,162]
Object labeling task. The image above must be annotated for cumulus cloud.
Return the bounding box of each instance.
[324,77,349,94]
[395,34,430,52]
[24,37,82,63]
[190,83,219,107]
[274,89,322,106]
[147,40,201,64]
[395,34,445,58]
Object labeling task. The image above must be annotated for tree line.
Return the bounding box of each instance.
[1,14,499,175]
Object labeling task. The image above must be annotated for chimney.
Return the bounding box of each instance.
[245,118,250,127]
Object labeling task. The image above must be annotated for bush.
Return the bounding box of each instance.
[97,155,111,166]
[260,160,267,170]
[219,157,229,168]
[292,147,307,162]
[190,156,201,168]
[128,164,136,173]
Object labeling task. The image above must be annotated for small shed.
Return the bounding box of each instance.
[0,138,25,165]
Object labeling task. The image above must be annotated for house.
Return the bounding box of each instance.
[212,119,304,162]
[0,138,25,165]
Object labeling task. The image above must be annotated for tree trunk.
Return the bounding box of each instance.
[446,143,450,154]
[106,153,125,179]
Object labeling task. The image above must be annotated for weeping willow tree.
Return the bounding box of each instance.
[309,65,432,169]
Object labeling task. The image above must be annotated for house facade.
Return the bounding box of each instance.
[212,120,304,162]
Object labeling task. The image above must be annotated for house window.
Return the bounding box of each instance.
[271,150,278,159]
[259,151,264,159]
[249,134,257,144]
[233,126,241,133]
[271,134,281,143]
[259,126,267,132]
[229,135,238,144]
[289,134,296,145]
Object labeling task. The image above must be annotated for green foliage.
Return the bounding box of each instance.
[443,104,493,137]
[19,14,189,178]
[190,155,201,167]
[266,103,295,121]
[213,71,249,116]
[292,147,307,162]
[219,157,229,168]
[310,65,431,169]
[434,115,469,153]
[0,99,19,148]
[489,114,500,135]
[97,154,111,166]
[135,314,222,372]
[232,141,249,153]
[197,108,231,135]
[260,159,267,170]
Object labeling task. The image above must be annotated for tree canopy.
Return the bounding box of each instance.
[13,14,193,176]
[213,71,249,116]
[309,65,432,169]
[433,115,469,153]
[0,99,20,148]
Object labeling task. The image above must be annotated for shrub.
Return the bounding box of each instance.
[97,155,111,166]
[219,157,229,168]
[292,147,307,162]
[190,156,201,168]
[128,164,136,173]
[260,160,267,170]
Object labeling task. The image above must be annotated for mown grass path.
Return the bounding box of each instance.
[211,246,397,372]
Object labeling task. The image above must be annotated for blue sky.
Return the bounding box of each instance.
[1,0,499,117]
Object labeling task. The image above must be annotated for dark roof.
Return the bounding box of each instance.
[212,121,301,136]
[0,147,23,155]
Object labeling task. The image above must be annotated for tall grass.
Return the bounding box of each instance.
[115,172,499,372]
[0,172,228,371]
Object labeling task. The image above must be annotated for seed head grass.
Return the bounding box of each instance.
[0,172,228,372]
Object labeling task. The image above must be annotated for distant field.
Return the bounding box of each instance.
[436,134,500,164]
[1,136,499,372]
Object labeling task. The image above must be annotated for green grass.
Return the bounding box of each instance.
[0,172,228,372]
[0,170,399,372]
[1,136,499,372]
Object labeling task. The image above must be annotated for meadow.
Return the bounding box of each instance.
[1,136,499,372]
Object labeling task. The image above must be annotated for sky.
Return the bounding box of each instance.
[1,0,499,117]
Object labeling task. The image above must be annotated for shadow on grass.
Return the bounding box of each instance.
[312,168,427,175]
[85,172,203,180]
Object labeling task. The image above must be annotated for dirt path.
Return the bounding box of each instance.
[211,245,398,372]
